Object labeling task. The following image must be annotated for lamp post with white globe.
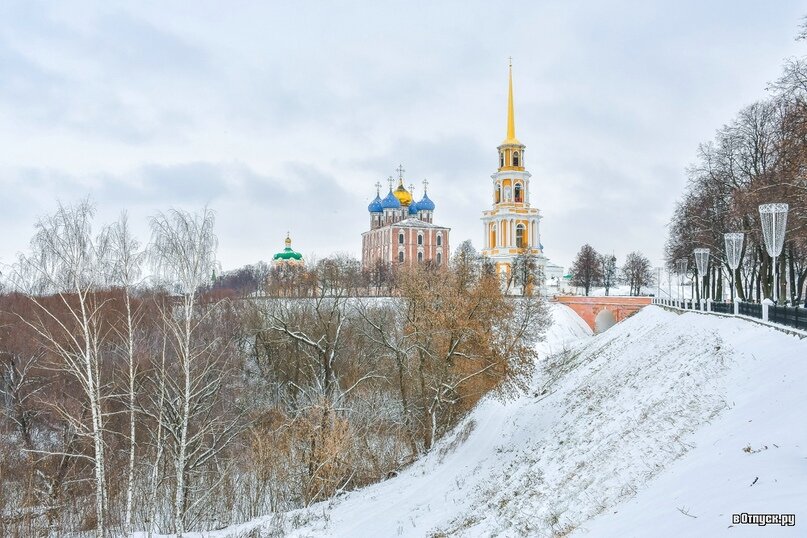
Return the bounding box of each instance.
[758,203,789,303]
[675,258,688,305]
[723,232,744,302]
[694,248,710,305]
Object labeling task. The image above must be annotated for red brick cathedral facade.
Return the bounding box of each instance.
[362,171,450,269]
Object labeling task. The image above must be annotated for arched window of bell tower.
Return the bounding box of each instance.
[495,184,501,203]
[514,183,523,203]
[499,152,504,168]
[513,151,520,167]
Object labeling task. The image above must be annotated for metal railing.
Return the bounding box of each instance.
[769,304,807,331]
[651,297,807,333]
[711,301,733,314]
[738,302,762,318]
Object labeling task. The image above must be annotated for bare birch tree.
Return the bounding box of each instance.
[100,212,145,534]
[12,199,110,537]
[148,208,245,535]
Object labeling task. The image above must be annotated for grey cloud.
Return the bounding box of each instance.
[0,4,206,142]
[1,0,804,270]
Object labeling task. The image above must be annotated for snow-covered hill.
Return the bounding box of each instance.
[190,305,806,537]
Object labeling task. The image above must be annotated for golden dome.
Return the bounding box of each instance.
[393,181,413,206]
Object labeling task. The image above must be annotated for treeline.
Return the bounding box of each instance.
[568,244,654,296]
[210,247,546,299]
[0,202,548,536]
[665,30,807,305]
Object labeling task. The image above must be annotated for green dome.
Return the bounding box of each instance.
[273,234,303,262]
[273,248,303,261]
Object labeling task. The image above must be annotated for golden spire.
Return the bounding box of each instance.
[285,231,291,248]
[503,58,521,145]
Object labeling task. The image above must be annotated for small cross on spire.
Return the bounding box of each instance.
[422,178,429,193]
[387,176,394,190]
[508,56,512,67]
[374,181,382,194]
[396,164,405,180]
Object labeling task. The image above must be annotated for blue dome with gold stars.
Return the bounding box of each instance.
[417,192,435,211]
[381,189,401,209]
[368,194,383,213]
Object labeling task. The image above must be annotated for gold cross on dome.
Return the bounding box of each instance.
[422,178,429,192]
[396,164,405,180]
[408,183,415,194]
[387,176,394,190]
[374,181,382,194]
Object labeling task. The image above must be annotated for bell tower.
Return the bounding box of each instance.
[481,60,544,282]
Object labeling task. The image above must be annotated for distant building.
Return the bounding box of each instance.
[544,260,565,291]
[362,167,450,268]
[272,233,304,267]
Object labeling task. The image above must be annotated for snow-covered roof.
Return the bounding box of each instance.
[390,218,450,230]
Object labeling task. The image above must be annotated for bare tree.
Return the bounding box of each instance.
[148,208,243,536]
[600,254,617,296]
[12,200,110,537]
[397,262,546,450]
[510,248,544,296]
[99,212,145,534]
[570,244,602,296]
[258,256,362,502]
[622,251,654,296]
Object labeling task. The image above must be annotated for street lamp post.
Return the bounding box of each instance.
[675,258,688,306]
[666,267,672,302]
[723,232,744,303]
[656,266,661,298]
[694,248,710,306]
[758,203,789,304]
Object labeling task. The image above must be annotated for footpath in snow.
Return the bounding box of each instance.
[190,304,806,538]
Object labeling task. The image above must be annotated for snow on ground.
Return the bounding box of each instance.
[576,312,806,537]
[182,304,806,537]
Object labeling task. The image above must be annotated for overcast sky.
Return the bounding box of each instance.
[1,1,805,272]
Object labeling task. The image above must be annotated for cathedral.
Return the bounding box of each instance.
[362,168,450,268]
[481,63,548,281]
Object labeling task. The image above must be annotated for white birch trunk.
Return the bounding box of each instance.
[146,334,168,538]
[124,291,136,535]
[80,288,106,538]
[174,298,193,537]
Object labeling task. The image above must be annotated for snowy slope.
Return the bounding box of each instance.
[576,312,807,537]
[182,305,806,537]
